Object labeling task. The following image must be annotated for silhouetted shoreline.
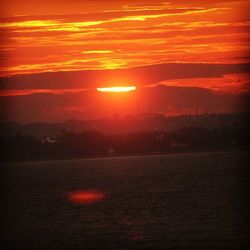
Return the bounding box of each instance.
[1,129,248,163]
[1,113,249,163]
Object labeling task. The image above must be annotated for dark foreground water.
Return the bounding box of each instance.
[1,151,249,250]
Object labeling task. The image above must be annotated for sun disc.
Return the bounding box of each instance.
[97,86,136,92]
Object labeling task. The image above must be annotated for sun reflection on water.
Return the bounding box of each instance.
[68,189,106,204]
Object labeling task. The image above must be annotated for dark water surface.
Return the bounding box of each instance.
[1,151,249,249]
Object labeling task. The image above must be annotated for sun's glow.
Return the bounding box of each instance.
[97,86,136,92]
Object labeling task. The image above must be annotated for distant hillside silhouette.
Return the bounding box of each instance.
[0,113,248,139]
[0,113,249,162]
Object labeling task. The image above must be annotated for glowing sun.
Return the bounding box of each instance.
[97,86,136,92]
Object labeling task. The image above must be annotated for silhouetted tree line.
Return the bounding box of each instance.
[0,126,249,162]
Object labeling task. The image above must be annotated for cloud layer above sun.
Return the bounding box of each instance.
[1,0,249,77]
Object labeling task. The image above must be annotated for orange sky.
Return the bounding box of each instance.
[1,1,249,76]
[0,0,249,122]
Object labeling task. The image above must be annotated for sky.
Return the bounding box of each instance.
[0,0,249,122]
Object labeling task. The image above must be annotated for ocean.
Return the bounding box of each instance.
[1,151,249,249]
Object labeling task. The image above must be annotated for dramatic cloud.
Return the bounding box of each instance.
[1,63,249,92]
[0,0,249,76]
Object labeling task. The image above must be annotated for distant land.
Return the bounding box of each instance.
[0,112,249,162]
[0,112,249,139]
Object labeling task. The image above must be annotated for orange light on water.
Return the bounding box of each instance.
[68,190,106,204]
[97,86,136,92]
